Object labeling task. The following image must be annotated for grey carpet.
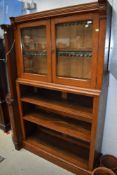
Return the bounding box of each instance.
[0,155,5,163]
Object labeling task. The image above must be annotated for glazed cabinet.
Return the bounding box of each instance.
[10,0,112,174]
[15,11,100,89]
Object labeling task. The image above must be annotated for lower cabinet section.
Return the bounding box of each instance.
[16,80,103,174]
[24,121,90,174]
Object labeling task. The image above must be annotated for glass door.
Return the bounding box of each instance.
[51,14,99,88]
[17,20,51,82]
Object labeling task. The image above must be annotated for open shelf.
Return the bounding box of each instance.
[21,96,92,123]
[20,84,93,123]
[23,109,91,142]
[24,123,89,170]
[38,127,90,149]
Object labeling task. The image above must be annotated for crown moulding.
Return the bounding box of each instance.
[10,0,108,24]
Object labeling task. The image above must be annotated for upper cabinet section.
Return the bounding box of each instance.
[12,0,111,89]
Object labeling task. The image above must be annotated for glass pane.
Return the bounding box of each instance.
[21,26,47,75]
[56,20,93,80]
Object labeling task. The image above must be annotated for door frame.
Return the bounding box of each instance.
[15,19,52,82]
[51,13,99,88]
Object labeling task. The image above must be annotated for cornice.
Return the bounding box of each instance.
[10,1,107,24]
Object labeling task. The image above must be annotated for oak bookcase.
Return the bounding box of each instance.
[10,0,112,174]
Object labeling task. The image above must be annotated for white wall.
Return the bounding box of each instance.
[101,0,117,156]
[33,0,117,155]
[109,0,117,79]
[34,0,97,12]
[102,74,117,156]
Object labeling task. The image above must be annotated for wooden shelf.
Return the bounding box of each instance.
[23,49,47,52]
[21,96,93,123]
[17,78,101,97]
[57,48,92,51]
[23,50,47,57]
[24,129,89,170]
[23,111,91,142]
[40,127,90,149]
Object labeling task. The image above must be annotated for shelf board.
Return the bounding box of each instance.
[17,78,101,97]
[57,48,92,51]
[21,96,93,123]
[40,127,90,149]
[23,49,47,52]
[23,111,91,142]
[24,130,89,170]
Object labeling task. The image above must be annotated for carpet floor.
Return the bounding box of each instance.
[0,129,74,175]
